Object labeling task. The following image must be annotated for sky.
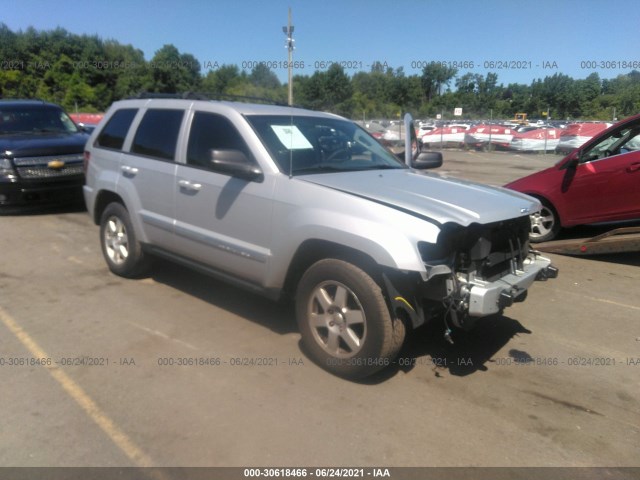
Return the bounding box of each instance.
[2,0,640,87]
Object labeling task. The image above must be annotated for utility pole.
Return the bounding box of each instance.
[283,8,295,106]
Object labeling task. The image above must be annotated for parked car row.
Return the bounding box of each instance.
[419,122,613,153]
[365,119,614,154]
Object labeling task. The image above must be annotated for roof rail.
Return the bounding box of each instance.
[128,92,208,100]
[127,91,292,106]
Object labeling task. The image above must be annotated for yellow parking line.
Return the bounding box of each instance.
[0,305,155,468]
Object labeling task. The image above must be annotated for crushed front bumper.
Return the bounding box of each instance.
[462,253,558,317]
[383,252,558,331]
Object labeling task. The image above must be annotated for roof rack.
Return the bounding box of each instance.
[127,92,292,107]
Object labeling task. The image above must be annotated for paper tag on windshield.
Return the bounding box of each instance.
[271,125,313,150]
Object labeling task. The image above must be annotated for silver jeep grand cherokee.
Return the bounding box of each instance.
[83,95,557,379]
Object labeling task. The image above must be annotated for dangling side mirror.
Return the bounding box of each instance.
[404,113,443,169]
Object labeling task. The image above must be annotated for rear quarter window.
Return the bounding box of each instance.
[95,108,138,150]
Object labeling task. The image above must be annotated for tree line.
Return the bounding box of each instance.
[1,24,639,121]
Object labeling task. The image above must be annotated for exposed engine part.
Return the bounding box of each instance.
[443,274,471,330]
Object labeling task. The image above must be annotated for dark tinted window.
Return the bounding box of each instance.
[95,108,137,150]
[0,105,79,135]
[187,112,252,169]
[131,109,184,161]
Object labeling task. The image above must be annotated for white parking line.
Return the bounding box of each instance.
[128,321,199,351]
[561,289,640,311]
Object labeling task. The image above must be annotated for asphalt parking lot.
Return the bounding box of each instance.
[0,150,639,473]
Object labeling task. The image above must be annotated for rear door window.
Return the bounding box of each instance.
[131,109,185,161]
[95,108,138,150]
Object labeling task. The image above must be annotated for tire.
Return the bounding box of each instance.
[529,199,561,243]
[295,259,403,379]
[99,202,150,278]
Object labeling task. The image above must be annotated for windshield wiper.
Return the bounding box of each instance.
[292,165,346,174]
[0,130,34,135]
[293,163,404,175]
[35,128,66,133]
[356,164,403,170]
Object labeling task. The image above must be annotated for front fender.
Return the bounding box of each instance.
[265,177,441,289]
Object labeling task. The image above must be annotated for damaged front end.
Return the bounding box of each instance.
[384,215,558,340]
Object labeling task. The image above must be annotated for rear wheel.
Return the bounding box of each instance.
[530,199,561,242]
[296,259,404,379]
[99,202,150,277]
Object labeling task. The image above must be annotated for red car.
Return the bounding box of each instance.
[505,113,640,242]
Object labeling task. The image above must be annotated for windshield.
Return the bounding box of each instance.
[0,105,80,135]
[245,115,406,175]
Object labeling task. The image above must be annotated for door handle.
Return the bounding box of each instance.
[627,162,640,173]
[178,179,202,192]
[121,165,139,176]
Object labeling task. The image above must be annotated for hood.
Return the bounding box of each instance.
[504,165,561,195]
[1,132,89,158]
[300,169,540,227]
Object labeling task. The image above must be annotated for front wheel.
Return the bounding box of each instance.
[296,259,403,379]
[529,199,561,243]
